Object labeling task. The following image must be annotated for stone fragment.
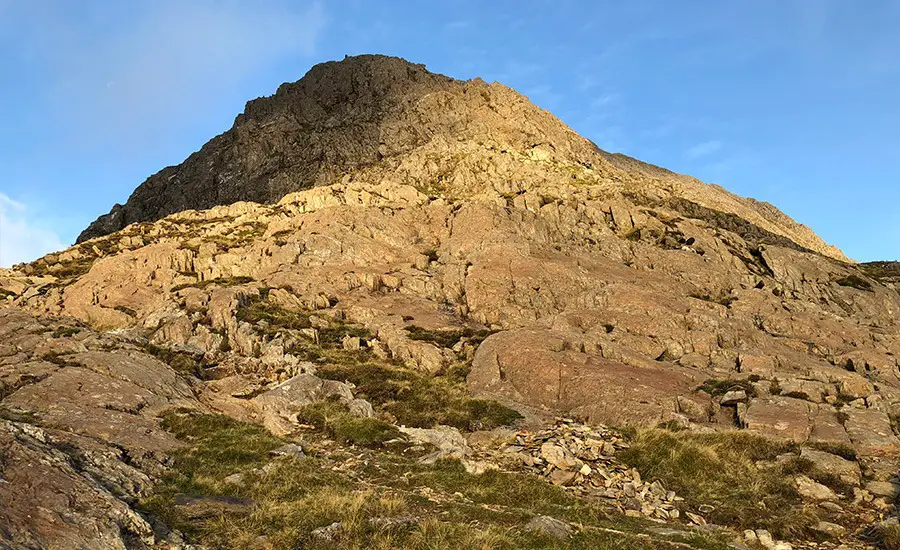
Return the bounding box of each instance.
[540,442,579,471]
[549,469,577,486]
[311,522,343,542]
[269,443,306,459]
[720,390,748,405]
[844,409,900,457]
[525,515,573,539]
[342,335,361,351]
[812,521,846,538]
[794,475,837,501]
[399,425,471,458]
[866,480,900,500]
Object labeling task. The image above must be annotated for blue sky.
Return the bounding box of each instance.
[1,1,898,266]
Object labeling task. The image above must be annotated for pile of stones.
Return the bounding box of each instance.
[499,418,689,522]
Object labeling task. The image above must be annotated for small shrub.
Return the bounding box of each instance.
[696,378,758,398]
[624,228,642,241]
[145,344,205,378]
[172,276,255,292]
[405,325,495,350]
[236,295,310,334]
[0,407,40,424]
[114,305,137,317]
[423,249,439,263]
[876,523,900,550]
[781,391,810,401]
[40,352,74,366]
[689,291,736,307]
[770,378,783,395]
[835,410,850,425]
[51,326,82,338]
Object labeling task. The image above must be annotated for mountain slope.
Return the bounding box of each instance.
[77,55,847,263]
[1,54,898,548]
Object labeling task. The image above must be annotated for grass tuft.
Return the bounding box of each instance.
[316,361,521,432]
[405,325,495,350]
[296,399,404,447]
[617,429,820,539]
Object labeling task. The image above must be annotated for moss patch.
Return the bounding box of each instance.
[405,325,495,350]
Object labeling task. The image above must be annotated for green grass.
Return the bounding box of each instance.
[802,441,857,461]
[316,361,521,431]
[405,325,496,350]
[879,523,900,550]
[617,429,821,539]
[142,412,731,549]
[51,326,82,338]
[695,378,758,398]
[171,276,255,293]
[296,399,404,447]
[144,344,206,379]
[229,293,521,432]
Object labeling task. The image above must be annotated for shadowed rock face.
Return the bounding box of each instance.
[77,55,458,242]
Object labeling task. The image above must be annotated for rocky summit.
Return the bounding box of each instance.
[2,54,900,549]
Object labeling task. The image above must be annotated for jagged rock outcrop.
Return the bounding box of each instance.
[0,308,197,548]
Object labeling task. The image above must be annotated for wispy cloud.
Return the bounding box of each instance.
[590,93,620,109]
[2,1,327,150]
[685,140,723,159]
[0,192,65,267]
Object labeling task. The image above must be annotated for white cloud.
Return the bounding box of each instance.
[0,193,66,267]
[685,140,723,159]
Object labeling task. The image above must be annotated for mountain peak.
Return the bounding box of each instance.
[76,54,846,263]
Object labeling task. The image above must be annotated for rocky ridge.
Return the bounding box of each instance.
[78,55,845,264]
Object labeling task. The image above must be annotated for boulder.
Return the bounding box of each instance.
[399,425,471,459]
[525,515,573,539]
[799,447,861,486]
[844,409,900,457]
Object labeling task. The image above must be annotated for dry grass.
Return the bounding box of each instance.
[142,412,731,549]
[617,429,822,539]
[880,523,900,550]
